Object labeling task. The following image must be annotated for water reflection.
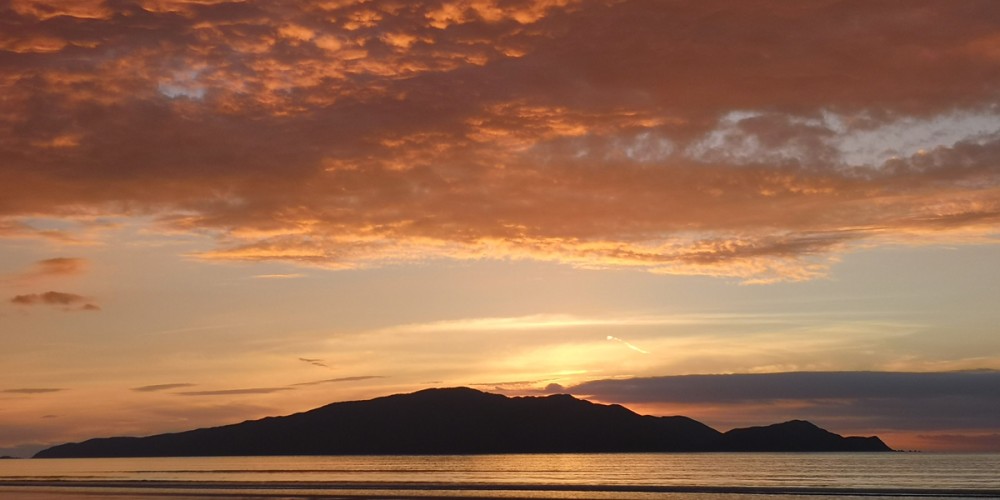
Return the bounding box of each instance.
[2,453,999,498]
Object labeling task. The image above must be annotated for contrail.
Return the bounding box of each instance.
[607,335,650,354]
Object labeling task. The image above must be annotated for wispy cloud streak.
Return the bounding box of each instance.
[606,336,649,354]
[2,388,64,394]
[131,383,196,392]
[298,357,329,369]
[177,387,295,396]
[291,376,384,387]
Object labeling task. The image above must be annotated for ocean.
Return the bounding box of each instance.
[1,453,998,499]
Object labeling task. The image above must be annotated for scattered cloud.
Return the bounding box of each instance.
[2,388,64,394]
[2,257,88,287]
[0,1,996,283]
[0,220,83,244]
[7,257,88,282]
[11,291,81,306]
[176,387,296,396]
[298,357,329,368]
[252,274,306,279]
[291,376,385,387]
[9,291,100,311]
[30,258,87,277]
[131,383,197,392]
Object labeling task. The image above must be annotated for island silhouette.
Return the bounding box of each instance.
[34,387,890,457]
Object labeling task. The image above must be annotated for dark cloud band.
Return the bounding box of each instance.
[569,371,1000,431]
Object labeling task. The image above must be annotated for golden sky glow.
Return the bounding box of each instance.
[2,0,1000,454]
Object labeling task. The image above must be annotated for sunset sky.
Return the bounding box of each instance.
[2,0,999,455]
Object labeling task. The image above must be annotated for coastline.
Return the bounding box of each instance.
[4,453,999,499]
[4,480,1000,499]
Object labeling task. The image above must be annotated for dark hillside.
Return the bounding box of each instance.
[34,388,890,457]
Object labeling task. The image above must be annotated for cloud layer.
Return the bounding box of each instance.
[569,371,1000,435]
[2,0,999,282]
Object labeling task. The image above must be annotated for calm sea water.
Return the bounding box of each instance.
[1,453,998,499]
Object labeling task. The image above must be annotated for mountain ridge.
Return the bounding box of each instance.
[34,387,891,457]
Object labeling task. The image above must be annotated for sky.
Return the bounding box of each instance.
[1,0,999,456]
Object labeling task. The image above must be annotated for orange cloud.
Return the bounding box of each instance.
[1,1,998,282]
[2,257,89,290]
[8,0,112,20]
[29,257,87,277]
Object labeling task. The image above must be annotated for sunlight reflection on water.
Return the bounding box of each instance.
[2,453,999,498]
